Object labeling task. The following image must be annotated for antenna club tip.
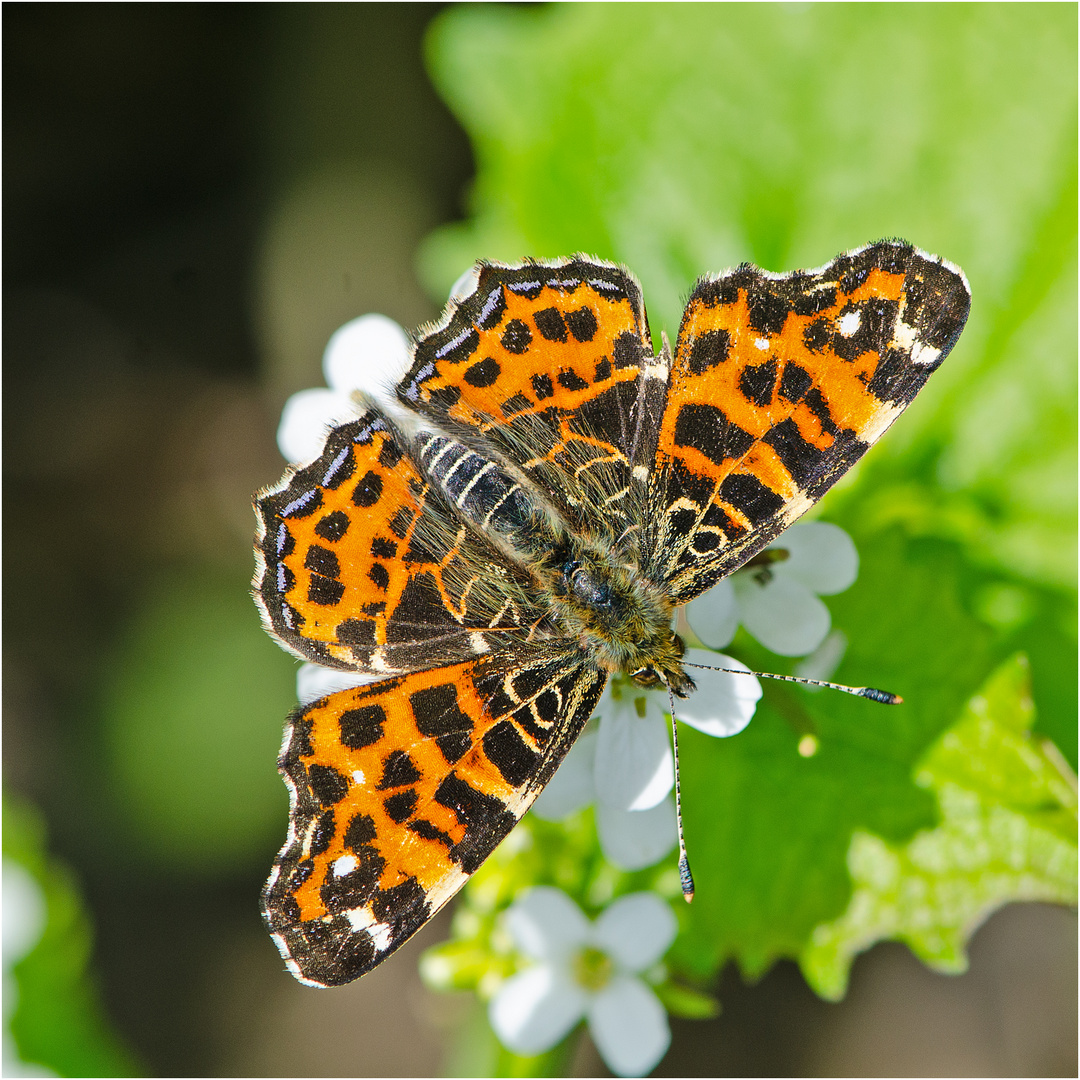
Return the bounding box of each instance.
[678,856,695,900]
[859,686,903,705]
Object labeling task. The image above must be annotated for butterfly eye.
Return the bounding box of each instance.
[631,667,660,687]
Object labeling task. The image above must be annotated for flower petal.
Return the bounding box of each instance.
[772,521,858,595]
[588,976,671,1077]
[676,649,761,737]
[489,964,587,1056]
[595,698,673,812]
[596,797,677,872]
[448,265,481,303]
[591,892,677,974]
[295,663,381,707]
[530,731,598,821]
[505,887,590,961]
[733,572,831,656]
[322,313,411,402]
[276,387,357,465]
[685,578,737,649]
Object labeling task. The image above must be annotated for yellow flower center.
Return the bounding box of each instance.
[573,945,614,992]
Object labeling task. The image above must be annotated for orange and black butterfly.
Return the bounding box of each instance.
[254,240,970,986]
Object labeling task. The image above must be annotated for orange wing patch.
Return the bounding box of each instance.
[646,241,970,599]
[263,654,604,986]
[255,411,542,674]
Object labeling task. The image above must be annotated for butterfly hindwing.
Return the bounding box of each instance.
[255,410,545,675]
[645,240,971,601]
[263,654,606,986]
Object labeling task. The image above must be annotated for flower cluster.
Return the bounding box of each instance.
[276,309,862,1076]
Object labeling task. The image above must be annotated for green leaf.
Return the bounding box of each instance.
[653,982,721,1021]
[4,796,142,1077]
[671,533,998,981]
[800,654,1078,1000]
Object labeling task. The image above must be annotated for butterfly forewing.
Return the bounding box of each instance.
[397,258,660,533]
[263,654,605,986]
[646,240,970,602]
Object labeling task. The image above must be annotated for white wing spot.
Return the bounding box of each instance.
[346,905,376,931]
[754,337,770,351]
[838,310,862,337]
[333,854,359,877]
[632,464,649,482]
[351,769,365,785]
[911,342,941,366]
[470,632,490,654]
[370,921,394,953]
[892,321,918,351]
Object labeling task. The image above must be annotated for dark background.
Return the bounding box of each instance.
[4,5,1075,1076]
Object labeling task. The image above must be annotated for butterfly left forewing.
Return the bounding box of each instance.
[398,257,659,533]
[263,653,606,986]
[645,240,970,601]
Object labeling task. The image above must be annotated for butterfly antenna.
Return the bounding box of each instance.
[666,684,696,903]
[681,663,902,704]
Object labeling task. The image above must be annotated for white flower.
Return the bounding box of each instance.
[276,313,411,465]
[685,521,858,657]
[489,887,676,1077]
[532,651,761,870]
[3,859,56,1078]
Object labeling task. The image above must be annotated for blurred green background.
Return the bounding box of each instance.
[4,4,1075,1077]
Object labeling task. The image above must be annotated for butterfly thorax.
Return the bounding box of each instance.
[532,531,696,698]
[414,428,694,694]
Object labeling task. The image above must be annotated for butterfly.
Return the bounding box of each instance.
[254,239,970,986]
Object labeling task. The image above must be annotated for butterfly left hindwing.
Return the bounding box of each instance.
[263,654,604,986]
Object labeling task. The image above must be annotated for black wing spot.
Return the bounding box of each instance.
[377,750,422,790]
[565,307,598,342]
[687,329,730,374]
[304,545,340,578]
[352,470,384,507]
[308,764,349,806]
[501,319,533,354]
[717,472,785,526]
[383,789,418,823]
[746,288,791,335]
[344,813,377,850]
[336,618,375,646]
[673,404,754,465]
[315,511,350,543]
[738,359,779,408]
[612,330,643,370]
[533,307,568,342]
[531,373,554,400]
[779,362,813,403]
[557,368,589,392]
[464,357,501,387]
[307,575,345,606]
[339,704,386,750]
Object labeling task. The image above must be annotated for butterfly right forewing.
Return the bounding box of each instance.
[644,240,971,602]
